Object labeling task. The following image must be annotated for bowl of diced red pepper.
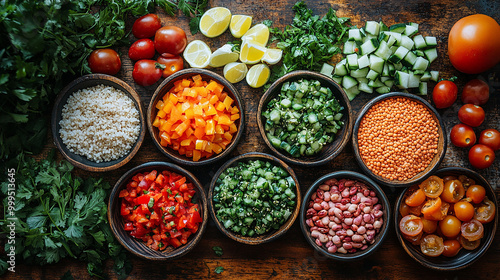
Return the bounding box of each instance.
[108,162,208,260]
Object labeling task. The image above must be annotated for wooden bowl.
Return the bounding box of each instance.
[147,69,245,166]
[352,92,446,187]
[257,70,353,166]
[300,171,391,261]
[394,167,498,270]
[208,152,301,244]
[108,162,208,260]
[51,74,145,172]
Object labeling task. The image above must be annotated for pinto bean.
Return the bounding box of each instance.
[319,234,329,243]
[306,208,317,218]
[325,178,338,186]
[306,218,314,227]
[311,193,317,200]
[349,186,358,196]
[344,218,353,226]
[324,191,331,202]
[361,245,369,250]
[357,226,367,234]
[320,201,330,210]
[315,238,323,246]
[343,211,352,218]
[337,247,347,254]
[321,216,330,226]
[332,235,341,245]
[341,188,350,198]
[348,204,357,213]
[373,209,383,218]
[343,242,353,250]
[374,220,383,229]
[317,189,324,200]
[353,215,363,226]
[327,245,338,253]
[352,234,364,243]
[311,230,321,238]
[313,203,322,211]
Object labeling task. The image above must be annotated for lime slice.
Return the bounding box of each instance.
[223,62,248,83]
[199,7,232,38]
[241,24,270,46]
[246,64,270,88]
[262,48,283,65]
[183,40,212,68]
[209,44,239,68]
[239,40,266,64]
[230,15,252,38]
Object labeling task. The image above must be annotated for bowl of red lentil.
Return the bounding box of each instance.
[352,92,446,187]
[147,69,245,166]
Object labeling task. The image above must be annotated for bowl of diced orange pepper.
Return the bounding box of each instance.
[147,69,245,165]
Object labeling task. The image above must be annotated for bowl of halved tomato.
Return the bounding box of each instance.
[108,162,208,260]
[395,167,497,270]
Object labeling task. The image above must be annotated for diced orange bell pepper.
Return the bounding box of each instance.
[205,119,215,135]
[218,114,231,125]
[223,96,234,110]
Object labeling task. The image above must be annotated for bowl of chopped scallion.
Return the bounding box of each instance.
[258,70,353,166]
[208,152,301,244]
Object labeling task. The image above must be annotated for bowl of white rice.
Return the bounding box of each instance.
[52,74,145,171]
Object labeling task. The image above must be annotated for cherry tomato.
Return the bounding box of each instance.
[132,14,162,39]
[458,104,485,127]
[419,176,444,198]
[424,201,450,221]
[128,39,156,61]
[461,79,490,105]
[479,128,500,151]
[474,197,496,224]
[403,231,424,246]
[132,60,165,86]
[442,239,462,257]
[420,234,444,257]
[466,185,486,204]
[421,197,442,216]
[432,80,458,109]
[441,180,465,203]
[454,201,475,222]
[442,176,457,183]
[421,217,438,234]
[154,26,187,55]
[439,215,462,238]
[459,235,480,250]
[450,124,476,148]
[461,219,484,241]
[408,203,423,216]
[157,54,184,78]
[448,14,500,74]
[399,203,411,217]
[458,175,475,188]
[88,49,121,75]
[405,187,426,207]
[399,215,424,237]
[468,144,495,169]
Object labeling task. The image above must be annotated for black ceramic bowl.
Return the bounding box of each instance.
[257,70,353,166]
[300,171,391,261]
[394,167,498,270]
[108,162,208,260]
[51,74,145,172]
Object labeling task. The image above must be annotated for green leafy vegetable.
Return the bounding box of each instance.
[0,152,131,278]
[215,266,224,274]
[212,246,224,256]
[157,0,209,34]
[268,1,351,83]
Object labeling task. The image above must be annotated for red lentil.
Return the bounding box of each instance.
[357,97,439,181]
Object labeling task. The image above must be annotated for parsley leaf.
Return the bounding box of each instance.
[215,266,224,274]
[213,246,224,256]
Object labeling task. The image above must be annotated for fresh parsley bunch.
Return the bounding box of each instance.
[0,152,130,278]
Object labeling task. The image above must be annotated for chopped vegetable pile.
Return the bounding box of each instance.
[263,79,344,157]
[213,159,296,236]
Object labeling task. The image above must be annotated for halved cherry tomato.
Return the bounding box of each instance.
[439,215,462,238]
[419,176,444,198]
[441,180,465,203]
[442,239,462,257]
[403,231,424,246]
[458,104,485,127]
[466,185,486,204]
[408,203,423,216]
[421,217,438,234]
[420,234,444,257]
[468,144,495,169]
[450,124,476,148]
[454,201,475,222]
[405,187,426,207]
[424,201,450,221]
[399,203,411,217]
[461,219,484,241]
[460,235,481,250]
[458,175,475,188]
[157,54,184,78]
[421,197,442,216]
[478,128,500,151]
[474,197,496,224]
[399,215,424,237]
[442,175,457,183]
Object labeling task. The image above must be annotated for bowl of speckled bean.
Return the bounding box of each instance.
[352,92,446,187]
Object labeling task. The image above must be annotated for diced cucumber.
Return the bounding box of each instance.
[404,24,419,37]
[389,23,406,33]
[384,79,395,87]
[349,28,363,42]
[394,62,403,71]
[369,55,385,73]
[347,53,359,69]
[387,33,397,47]
[408,22,419,29]
[350,67,369,78]
[388,46,409,63]
[425,36,437,47]
[413,57,429,71]
[420,71,431,81]
[424,48,438,63]
[388,64,395,75]
[430,70,439,82]
[344,41,356,54]
[402,51,418,67]
[358,54,370,69]
[413,69,426,75]
[379,21,389,32]
[418,82,428,95]
[378,31,390,42]
[380,76,390,82]
[334,59,348,76]
[368,79,384,88]
[382,63,390,77]
[400,35,415,50]
[359,82,373,93]
[360,38,379,55]
[376,86,391,94]
[332,75,343,84]
[344,86,360,101]
[414,49,425,57]
[395,71,409,89]
[374,40,392,60]
[356,77,369,84]
[413,35,427,49]
[365,21,380,36]
[408,72,420,88]
[366,69,379,80]
[320,63,334,77]
[342,75,358,90]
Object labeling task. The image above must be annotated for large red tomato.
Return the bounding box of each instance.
[448,14,500,74]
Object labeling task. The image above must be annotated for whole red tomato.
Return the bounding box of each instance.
[468,144,495,169]
[128,39,156,61]
[88,49,121,75]
[450,124,476,148]
[458,104,485,127]
[432,80,458,109]
[154,26,187,55]
[448,14,500,74]
[461,79,490,105]
[132,60,165,86]
[479,128,500,151]
[157,54,184,78]
[132,14,162,39]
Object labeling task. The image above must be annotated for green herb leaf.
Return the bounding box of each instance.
[215,266,224,274]
[212,246,224,256]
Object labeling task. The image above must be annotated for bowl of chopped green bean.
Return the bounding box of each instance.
[208,152,301,244]
[258,70,353,166]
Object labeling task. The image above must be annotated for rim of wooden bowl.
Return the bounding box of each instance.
[108,161,208,260]
[257,70,353,167]
[394,167,498,270]
[51,74,146,172]
[208,152,301,245]
[299,171,391,261]
[352,92,447,187]
[147,69,245,166]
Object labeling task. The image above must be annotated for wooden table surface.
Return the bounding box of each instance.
[10,0,500,279]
